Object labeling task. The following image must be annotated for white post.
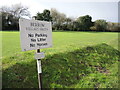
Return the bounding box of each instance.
[37,49,42,90]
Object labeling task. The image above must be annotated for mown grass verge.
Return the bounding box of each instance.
[2,43,119,88]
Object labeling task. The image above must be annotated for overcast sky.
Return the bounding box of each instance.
[0,0,119,22]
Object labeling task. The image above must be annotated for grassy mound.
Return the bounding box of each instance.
[2,43,119,88]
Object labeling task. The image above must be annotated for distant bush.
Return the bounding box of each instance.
[106,22,120,32]
[90,26,96,31]
[94,19,107,31]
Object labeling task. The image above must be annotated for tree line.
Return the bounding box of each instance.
[0,4,120,32]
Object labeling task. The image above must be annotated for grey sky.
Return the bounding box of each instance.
[0,0,119,22]
[39,2,118,22]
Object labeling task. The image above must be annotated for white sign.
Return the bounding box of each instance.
[19,18,52,51]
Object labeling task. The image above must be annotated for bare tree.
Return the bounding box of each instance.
[0,3,31,30]
[10,3,31,18]
[0,3,31,18]
[51,8,66,30]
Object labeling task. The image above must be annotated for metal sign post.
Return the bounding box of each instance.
[35,49,45,89]
[36,49,42,89]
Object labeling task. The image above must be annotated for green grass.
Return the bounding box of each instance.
[1,31,119,88]
[1,31,118,57]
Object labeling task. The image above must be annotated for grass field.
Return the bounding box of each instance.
[2,31,119,57]
[1,31,119,88]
